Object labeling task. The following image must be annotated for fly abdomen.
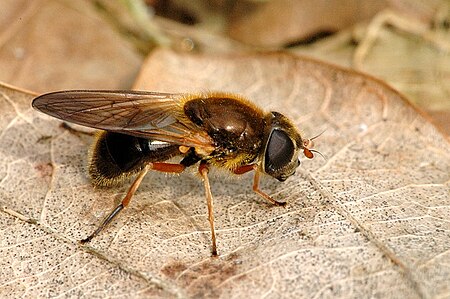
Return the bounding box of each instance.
[89,131,180,186]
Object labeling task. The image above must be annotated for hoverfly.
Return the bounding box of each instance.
[32,91,320,256]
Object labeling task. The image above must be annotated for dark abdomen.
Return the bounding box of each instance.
[89,131,180,186]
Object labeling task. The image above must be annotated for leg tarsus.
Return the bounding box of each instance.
[253,168,286,207]
[80,203,124,244]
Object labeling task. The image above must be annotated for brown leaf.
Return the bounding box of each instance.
[290,2,450,135]
[0,0,142,92]
[228,0,389,47]
[1,50,449,298]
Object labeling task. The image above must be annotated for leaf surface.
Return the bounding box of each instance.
[1,50,449,298]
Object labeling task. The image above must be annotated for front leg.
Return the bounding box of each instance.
[233,164,286,207]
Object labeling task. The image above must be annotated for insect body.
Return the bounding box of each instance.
[32,91,318,256]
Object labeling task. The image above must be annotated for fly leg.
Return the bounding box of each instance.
[198,161,218,256]
[81,162,185,243]
[234,164,286,207]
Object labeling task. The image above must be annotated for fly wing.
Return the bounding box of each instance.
[32,90,213,149]
[32,90,184,130]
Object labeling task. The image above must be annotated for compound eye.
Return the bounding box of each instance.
[265,130,295,172]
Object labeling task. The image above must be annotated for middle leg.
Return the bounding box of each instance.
[199,161,217,256]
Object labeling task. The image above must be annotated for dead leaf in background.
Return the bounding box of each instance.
[292,1,450,134]
[227,0,389,47]
[1,50,449,298]
[226,0,445,48]
[0,0,142,92]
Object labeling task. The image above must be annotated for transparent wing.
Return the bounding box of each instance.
[32,90,213,149]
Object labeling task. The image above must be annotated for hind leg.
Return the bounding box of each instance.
[81,162,185,243]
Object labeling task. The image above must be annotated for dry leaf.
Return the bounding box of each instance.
[1,50,449,298]
[0,0,142,92]
[227,0,389,47]
[226,0,445,48]
[291,4,450,135]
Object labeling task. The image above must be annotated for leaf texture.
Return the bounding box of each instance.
[0,50,449,298]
